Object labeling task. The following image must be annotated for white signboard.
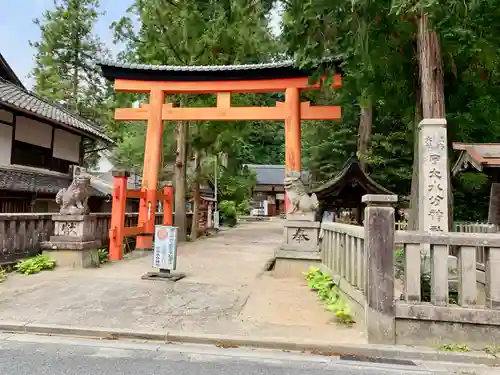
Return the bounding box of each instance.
[153,225,178,270]
[214,211,220,229]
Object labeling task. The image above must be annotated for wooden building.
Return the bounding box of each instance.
[245,164,310,216]
[312,155,395,224]
[0,52,113,212]
[452,142,500,225]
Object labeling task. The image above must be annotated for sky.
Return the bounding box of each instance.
[0,0,133,88]
[0,1,282,89]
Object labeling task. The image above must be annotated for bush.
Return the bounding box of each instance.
[236,200,251,216]
[15,254,56,275]
[0,268,5,282]
[219,200,237,227]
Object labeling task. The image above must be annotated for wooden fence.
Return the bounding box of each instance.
[0,212,163,265]
[320,195,500,347]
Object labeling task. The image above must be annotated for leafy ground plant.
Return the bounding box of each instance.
[303,266,354,325]
[437,343,469,352]
[0,267,5,282]
[14,254,56,275]
[98,248,109,264]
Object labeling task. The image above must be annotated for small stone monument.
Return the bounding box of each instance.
[41,173,101,268]
[275,171,321,275]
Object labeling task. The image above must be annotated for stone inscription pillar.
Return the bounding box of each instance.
[488,183,500,225]
[418,118,449,233]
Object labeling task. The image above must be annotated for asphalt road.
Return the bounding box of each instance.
[0,333,494,375]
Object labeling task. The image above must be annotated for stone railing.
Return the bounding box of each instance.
[395,231,500,348]
[0,212,164,265]
[319,194,500,348]
[395,220,408,231]
[453,222,498,267]
[321,222,365,295]
[453,221,499,233]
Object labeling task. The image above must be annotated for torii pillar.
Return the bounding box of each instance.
[284,87,301,212]
[136,90,165,250]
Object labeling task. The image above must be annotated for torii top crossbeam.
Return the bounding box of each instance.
[99,60,342,250]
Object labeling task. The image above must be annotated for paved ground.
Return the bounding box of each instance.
[2,333,492,375]
[0,220,365,343]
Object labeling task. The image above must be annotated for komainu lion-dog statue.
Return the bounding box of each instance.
[55,175,91,215]
[284,171,319,215]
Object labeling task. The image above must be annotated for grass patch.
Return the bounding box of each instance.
[437,343,469,352]
[484,345,500,356]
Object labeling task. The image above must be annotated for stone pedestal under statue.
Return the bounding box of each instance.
[274,171,321,278]
[42,215,101,269]
[41,173,101,268]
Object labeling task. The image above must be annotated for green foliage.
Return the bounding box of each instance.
[15,255,56,275]
[453,172,490,222]
[219,200,237,227]
[30,0,110,120]
[236,200,251,216]
[303,266,354,325]
[30,0,112,168]
[109,0,283,212]
[0,268,5,283]
[282,0,500,221]
[98,248,109,264]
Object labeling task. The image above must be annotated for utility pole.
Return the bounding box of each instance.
[214,154,219,229]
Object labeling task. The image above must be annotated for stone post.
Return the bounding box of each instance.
[362,194,397,344]
[488,183,500,225]
[418,118,449,232]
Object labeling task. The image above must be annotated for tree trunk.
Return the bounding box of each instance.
[191,150,201,241]
[417,13,452,230]
[357,101,373,172]
[418,14,445,118]
[408,85,423,230]
[174,116,189,242]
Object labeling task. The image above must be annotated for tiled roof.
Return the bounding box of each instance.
[245,164,310,186]
[453,143,500,166]
[0,167,106,197]
[0,78,113,144]
[452,142,500,175]
[311,155,393,197]
[0,53,24,88]
[100,60,299,72]
[99,59,343,82]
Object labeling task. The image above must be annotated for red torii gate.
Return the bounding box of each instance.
[100,61,342,260]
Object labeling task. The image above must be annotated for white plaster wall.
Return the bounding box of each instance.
[53,128,81,163]
[96,153,114,173]
[0,123,12,165]
[15,116,52,148]
[0,109,13,124]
